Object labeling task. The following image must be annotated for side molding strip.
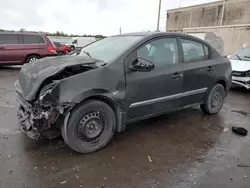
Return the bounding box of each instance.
[129,88,207,108]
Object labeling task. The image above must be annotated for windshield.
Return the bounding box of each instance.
[77,36,142,62]
[230,47,250,61]
[66,38,75,44]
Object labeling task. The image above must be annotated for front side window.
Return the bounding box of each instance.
[77,36,142,62]
[181,39,208,62]
[0,34,19,44]
[23,35,45,44]
[229,47,250,61]
[72,40,77,44]
[137,38,178,66]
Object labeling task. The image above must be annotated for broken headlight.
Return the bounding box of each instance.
[39,82,57,102]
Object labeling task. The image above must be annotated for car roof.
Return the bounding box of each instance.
[112,31,188,37]
[0,31,45,36]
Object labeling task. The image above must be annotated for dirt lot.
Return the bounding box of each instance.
[0,67,250,188]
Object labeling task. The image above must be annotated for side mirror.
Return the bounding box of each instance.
[129,57,155,72]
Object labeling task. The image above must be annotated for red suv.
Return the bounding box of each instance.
[0,32,57,65]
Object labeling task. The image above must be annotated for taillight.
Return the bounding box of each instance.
[48,46,56,51]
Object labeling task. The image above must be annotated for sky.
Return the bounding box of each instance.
[0,0,217,36]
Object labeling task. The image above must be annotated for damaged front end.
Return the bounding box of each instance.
[232,71,250,89]
[16,82,69,140]
[15,56,105,140]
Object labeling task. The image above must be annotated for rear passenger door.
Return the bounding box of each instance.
[180,38,216,106]
[0,34,22,64]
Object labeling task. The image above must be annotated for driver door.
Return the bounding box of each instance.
[125,37,184,121]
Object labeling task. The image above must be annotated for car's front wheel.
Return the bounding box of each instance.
[61,100,116,154]
[200,83,225,115]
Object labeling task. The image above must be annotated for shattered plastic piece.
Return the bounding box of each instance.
[231,110,248,116]
[60,180,67,184]
[3,135,8,139]
[243,175,248,179]
[232,126,248,136]
[148,156,152,163]
[238,164,250,168]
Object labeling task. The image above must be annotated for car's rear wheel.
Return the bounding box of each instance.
[61,100,116,154]
[200,84,225,115]
[26,55,40,63]
[57,51,64,56]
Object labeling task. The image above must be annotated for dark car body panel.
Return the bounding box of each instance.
[15,32,232,140]
[0,32,57,65]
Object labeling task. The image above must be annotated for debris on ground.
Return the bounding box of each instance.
[60,180,67,184]
[8,155,11,158]
[237,164,250,168]
[223,127,229,133]
[231,110,249,116]
[148,156,152,163]
[8,170,13,174]
[215,147,229,152]
[243,175,248,179]
[3,135,8,139]
[232,126,248,136]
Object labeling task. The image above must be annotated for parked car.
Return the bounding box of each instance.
[228,47,250,89]
[53,42,72,56]
[0,32,57,65]
[66,37,96,50]
[15,32,232,154]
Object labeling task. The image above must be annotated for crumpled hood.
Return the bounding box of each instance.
[16,56,103,101]
[230,59,250,72]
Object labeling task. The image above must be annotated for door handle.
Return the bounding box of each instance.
[207,66,215,72]
[172,72,183,80]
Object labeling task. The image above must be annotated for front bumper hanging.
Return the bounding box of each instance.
[232,76,250,89]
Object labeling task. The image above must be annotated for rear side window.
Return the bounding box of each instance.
[0,34,19,44]
[23,35,45,44]
[54,42,61,47]
[181,39,209,62]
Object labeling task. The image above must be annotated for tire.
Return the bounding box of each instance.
[200,84,225,115]
[26,55,40,63]
[71,46,75,51]
[61,100,116,154]
[57,51,64,56]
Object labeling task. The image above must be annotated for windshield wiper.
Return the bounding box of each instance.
[82,50,92,58]
[235,54,242,60]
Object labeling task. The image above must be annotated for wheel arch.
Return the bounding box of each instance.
[68,94,126,132]
[215,78,227,91]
